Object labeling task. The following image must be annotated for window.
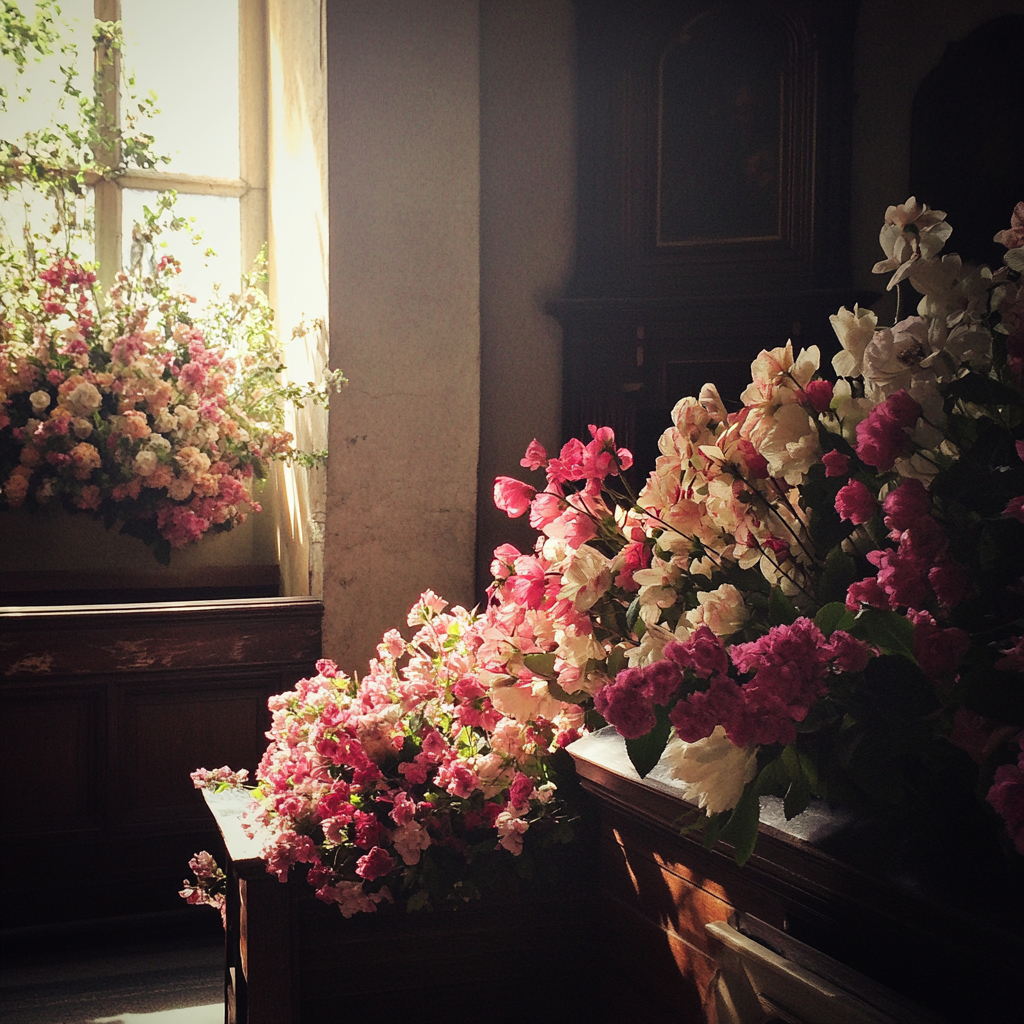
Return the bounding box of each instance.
[1,0,265,304]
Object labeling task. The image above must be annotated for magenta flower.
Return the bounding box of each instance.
[594,671,657,739]
[803,379,834,413]
[855,390,921,471]
[355,846,394,881]
[836,479,877,524]
[987,737,1024,856]
[882,478,931,534]
[822,450,850,478]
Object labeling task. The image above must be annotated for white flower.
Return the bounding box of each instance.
[830,304,878,378]
[153,409,178,433]
[490,678,563,724]
[133,449,158,476]
[63,380,102,417]
[392,821,431,865]
[747,402,819,485]
[625,620,678,667]
[661,726,758,815]
[558,544,619,612]
[685,583,750,637]
[29,390,51,414]
[872,197,952,289]
[167,477,194,501]
[555,628,605,668]
[174,404,199,431]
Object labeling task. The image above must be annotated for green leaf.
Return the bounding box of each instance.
[754,755,788,797]
[768,587,799,626]
[405,890,430,913]
[153,537,172,566]
[625,597,641,633]
[522,652,557,680]
[851,608,916,661]
[545,678,590,705]
[818,547,858,607]
[946,370,1022,407]
[814,601,855,637]
[606,645,628,678]
[624,705,672,779]
[718,782,761,866]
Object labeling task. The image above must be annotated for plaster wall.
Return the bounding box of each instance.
[323,0,482,671]
[476,0,576,600]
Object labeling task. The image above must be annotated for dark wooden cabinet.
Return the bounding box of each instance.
[556,0,866,475]
[0,597,322,927]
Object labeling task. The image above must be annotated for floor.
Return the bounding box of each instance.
[0,912,225,1024]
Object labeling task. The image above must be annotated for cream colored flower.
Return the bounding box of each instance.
[63,380,102,417]
[740,341,819,407]
[175,445,212,478]
[872,196,952,289]
[685,583,751,637]
[558,544,619,612]
[746,402,819,485]
[133,449,158,477]
[490,678,564,724]
[167,477,194,501]
[29,390,51,414]
[153,409,178,433]
[662,726,758,814]
[830,304,878,378]
[174,404,199,432]
[555,628,605,668]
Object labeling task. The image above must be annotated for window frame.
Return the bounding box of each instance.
[89,0,266,293]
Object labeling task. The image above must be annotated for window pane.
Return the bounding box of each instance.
[122,189,240,307]
[0,184,95,264]
[0,0,94,146]
[120,0,240,179]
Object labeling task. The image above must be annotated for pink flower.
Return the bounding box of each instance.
[593,673,656,739]
[493,476,536,518]
[353,810,384,849]
[520,439,548,471]
[997,636,1024,672]
[508,771,535,809]
[390,791,418,827]
[1003,496,1024,523]
[835,479,876,524]
[986,737,1024,856]
[910,611,970,685]
[665,627,730,679]
[994,201,1024,250]
[845,576,890,612]
[355,846,394,881]
[855,390,921,471]
[823,630,872,674]
[822,450,849,478]
[882,478,931,534]
[528,491,563,529]
[803,379,834,413]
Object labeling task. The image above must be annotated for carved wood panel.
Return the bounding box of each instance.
[0,597,322,926]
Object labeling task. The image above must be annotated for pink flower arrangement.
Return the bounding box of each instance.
[184,199,1024,909]
[477,198,1024,863]
[190,594,580,917]
[1,249,345,562]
